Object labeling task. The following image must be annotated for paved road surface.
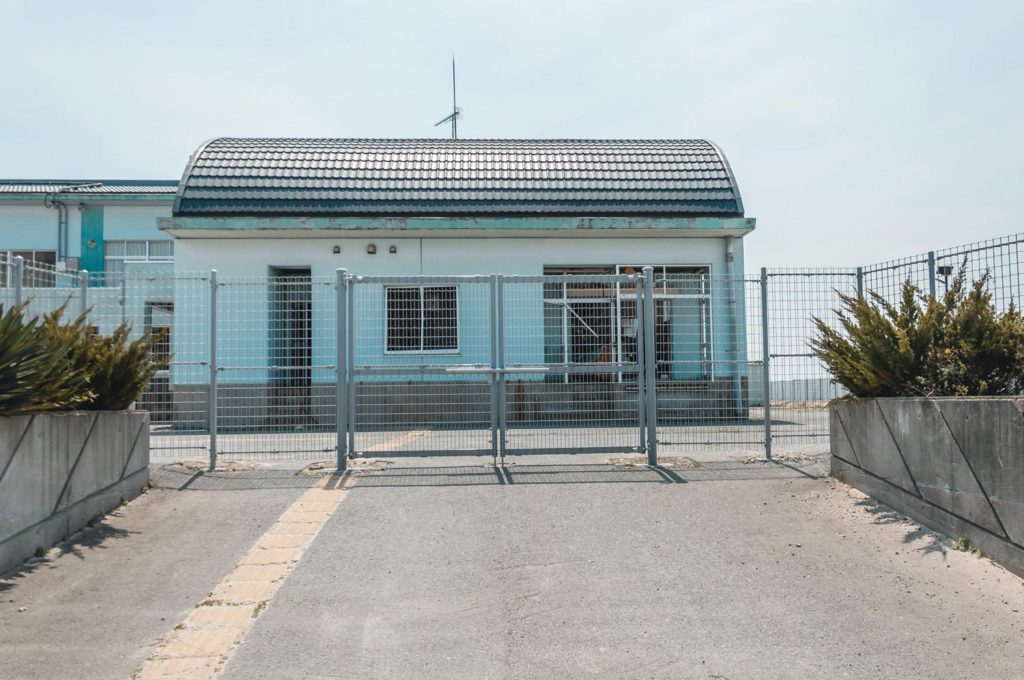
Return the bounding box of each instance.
[2,457,1022,679]
[221,460,1024,680]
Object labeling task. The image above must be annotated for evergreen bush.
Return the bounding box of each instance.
[0,302,169,415]
[811,267,1024,397]
[0,303,89,414]
[41,307,170,411]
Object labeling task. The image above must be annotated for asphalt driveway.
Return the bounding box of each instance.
[221,459,1024,680]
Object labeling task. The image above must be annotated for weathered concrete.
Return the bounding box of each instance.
[0,411,150,575]
[0,464,312,680]
[831,397,1024,577]
[221,464,1024,680]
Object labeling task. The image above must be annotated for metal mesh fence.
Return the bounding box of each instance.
[1,231,1020,465]
[503,274,644,456]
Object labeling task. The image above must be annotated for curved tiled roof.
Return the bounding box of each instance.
[174,138,744,218]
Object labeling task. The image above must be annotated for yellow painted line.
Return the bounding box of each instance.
[134,472,355,680]
[365,429,429,452]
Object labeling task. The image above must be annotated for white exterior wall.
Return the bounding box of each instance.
[0,204,81,256]
[102,205,173,241]
[173,236,733,277]
[0,202,172,257]
[170,234,746,386]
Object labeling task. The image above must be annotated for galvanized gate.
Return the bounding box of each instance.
[338,270,656,466]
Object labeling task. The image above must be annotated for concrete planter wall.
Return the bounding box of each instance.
[0,411,149,575]
[830,398,1024,577]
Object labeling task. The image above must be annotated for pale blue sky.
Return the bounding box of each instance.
[1,0,1021,271]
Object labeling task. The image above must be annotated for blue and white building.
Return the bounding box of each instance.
[2,138,756,428]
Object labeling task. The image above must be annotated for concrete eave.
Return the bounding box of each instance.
[159,215,756,239]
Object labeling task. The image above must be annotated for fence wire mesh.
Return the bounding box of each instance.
[1,231,1020,465]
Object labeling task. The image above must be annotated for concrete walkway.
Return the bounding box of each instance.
[0,465,315,680]
[1,456,1022,679]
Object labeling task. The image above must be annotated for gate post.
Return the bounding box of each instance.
[346,274,356,457]
[495,275,507,464]
[335,269,349,471]
[79,270,89,318]
[760,268,773,460]
[13,255,23,307]
[488,274,500,464]
[208,270,218,471]
[635,272,647,456]
[641,267,658,465]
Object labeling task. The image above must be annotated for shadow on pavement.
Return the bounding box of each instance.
[150,465,327,491]
[0,518,137,592]
[353,461,823,488]
[856,497,950,556]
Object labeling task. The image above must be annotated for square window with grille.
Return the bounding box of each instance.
[386,285,458,353]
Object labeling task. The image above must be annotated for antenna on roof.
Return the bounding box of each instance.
[434,57,462,139]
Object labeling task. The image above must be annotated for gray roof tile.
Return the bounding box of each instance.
[174,138,744,217]
[0,180,177,195]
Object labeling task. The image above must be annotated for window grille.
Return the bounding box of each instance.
[385,285,458,353]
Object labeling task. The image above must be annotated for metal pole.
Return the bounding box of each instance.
[14,256,24,307]
[724,238,744,416]
[335,269,348,472]
[346,276,356,457]
[496,276,507,465]
[927,251,937,299]
[856,266,864,299]
[489,274,499,464]
[635,273,647,455]
[79,270,89,318]
[120,276,127,324]
[760,268,773,460]
[208,270,218,471]
[642,266,658,465]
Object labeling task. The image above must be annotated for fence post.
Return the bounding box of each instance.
[13,255,23,307]
[346,275,356,457]
[635,272,647,456]
[208,270,218,471]
[489,274,499,464]
[496,276,507,465]
[335,268,348,472]
[760,268,773,460]
[927,251,937,299]
[642,266,658,466]
[79,270,89,318]
[856,266,864,299]
[120,276,127,324]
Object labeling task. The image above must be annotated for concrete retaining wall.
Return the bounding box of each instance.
[830,398,1024,577]
[0,411,150,575]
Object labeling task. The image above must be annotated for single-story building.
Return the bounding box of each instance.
[158,138,755,430]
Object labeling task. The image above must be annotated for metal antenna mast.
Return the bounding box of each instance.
[434,57,462,139]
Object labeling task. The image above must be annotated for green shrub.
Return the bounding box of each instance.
[42,308,170,411]
[811,267,1024,397]
[0,303,89,414]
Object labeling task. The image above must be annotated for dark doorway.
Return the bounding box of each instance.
[269,267,312,428]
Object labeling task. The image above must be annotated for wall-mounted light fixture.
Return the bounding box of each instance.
[388,245,397,254]
[332,245,341,254]
[367,244,377,254]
